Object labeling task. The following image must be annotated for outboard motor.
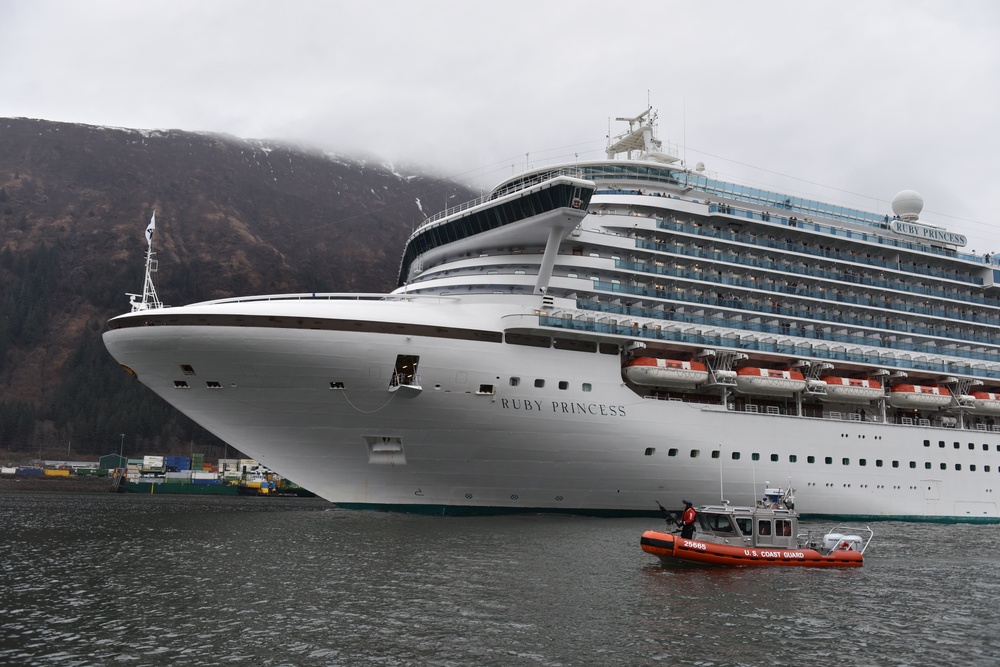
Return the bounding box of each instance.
[822,533,863,552]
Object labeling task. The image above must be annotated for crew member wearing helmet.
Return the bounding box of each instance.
[680,500,696,539]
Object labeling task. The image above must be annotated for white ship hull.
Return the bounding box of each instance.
[104,297,1000,522]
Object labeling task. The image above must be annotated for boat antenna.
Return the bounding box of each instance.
[127,211,163,312]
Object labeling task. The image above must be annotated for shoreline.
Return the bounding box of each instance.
[0,475,114,493]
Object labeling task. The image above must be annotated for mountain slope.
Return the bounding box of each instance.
[0,118,474,460]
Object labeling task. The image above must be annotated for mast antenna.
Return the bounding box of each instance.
[127,211,163,312]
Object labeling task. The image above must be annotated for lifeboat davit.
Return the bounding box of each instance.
[819,376,884,403]
[624,357,708,389]
[970,392,1000,415]
[734,368,806,396]
[886,384,952,409]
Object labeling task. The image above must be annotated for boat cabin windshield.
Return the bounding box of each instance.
[698,512,738,535]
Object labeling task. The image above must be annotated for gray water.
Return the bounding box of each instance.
[1,493,998,666]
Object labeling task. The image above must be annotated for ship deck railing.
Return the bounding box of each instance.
[619,252,998,327]
[579,293,997,354]
[671,202,989,270]
[640,394,1000,432]
[575,297,999,367]
[635,237,987,302]
[537,314,996,381]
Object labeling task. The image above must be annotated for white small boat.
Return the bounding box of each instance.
[886,384,952,409]
[819,376,884,403]
[624,357,708,389]
[970,392,1000,415]
[734,368,806,397]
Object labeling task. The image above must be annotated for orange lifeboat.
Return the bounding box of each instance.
[734,367,806,396]
[819,376,884,403]
[886,384,952,409]
[624,357,708,389]
[970,391,1000,415]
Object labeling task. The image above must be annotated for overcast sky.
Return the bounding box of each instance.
[3,0,999,251]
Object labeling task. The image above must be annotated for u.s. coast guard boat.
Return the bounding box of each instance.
[104,109,1000,521]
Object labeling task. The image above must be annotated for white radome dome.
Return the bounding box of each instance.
[892,190,923,221]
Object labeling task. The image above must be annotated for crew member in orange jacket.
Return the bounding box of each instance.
[680,500,696,539]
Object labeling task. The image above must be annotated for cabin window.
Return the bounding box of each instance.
[807,456,815,463]
[644,448,655,456]
[986,466,992,472]
[984,444,989,451]
[970,465,976,472]
[954,442,960,449]
[892,461,899,468]
[925,462,932,469]
[180,364,196,375]
[173,381,189,388]
[700,514,734,533]
[582,383,592,392]
[775,520,792,537]
[557,381,568,390]
[842,458,850,465]
[939,441,946,448]
[923,439,930,447]
[329,381,345,389]
[507,333,550,348]
[875,460,883,467]
[969,443,976,450]
[711,450,720,459]
[731,452,741,460]
[690,450,700,458]
[751,453,760,461]
[509,377,520,387]
[757,520,772,536]
[825,457,833,464]
[736,518,753,535]
[206,381,222,389]
[554,338,598,353]
[910,461,916,468]
[668,448,678,456]
[859,459,867,466]
[534,379,545,388]
[770,454,779,462]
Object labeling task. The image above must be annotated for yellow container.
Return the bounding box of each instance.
[44,468,70,477]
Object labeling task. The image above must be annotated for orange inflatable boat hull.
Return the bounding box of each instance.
[640,530,863,568]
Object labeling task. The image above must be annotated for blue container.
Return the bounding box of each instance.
[191,478,222,485]
[17,467,44,476]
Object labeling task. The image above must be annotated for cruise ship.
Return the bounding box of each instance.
[104,109,1000,522]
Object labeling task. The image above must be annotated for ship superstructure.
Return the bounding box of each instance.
[104,110,1000,521]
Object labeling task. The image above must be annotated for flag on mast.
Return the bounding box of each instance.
[145,212,156,246]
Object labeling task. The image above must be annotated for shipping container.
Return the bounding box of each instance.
[44,469,71,477]
[17,467,44,476]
